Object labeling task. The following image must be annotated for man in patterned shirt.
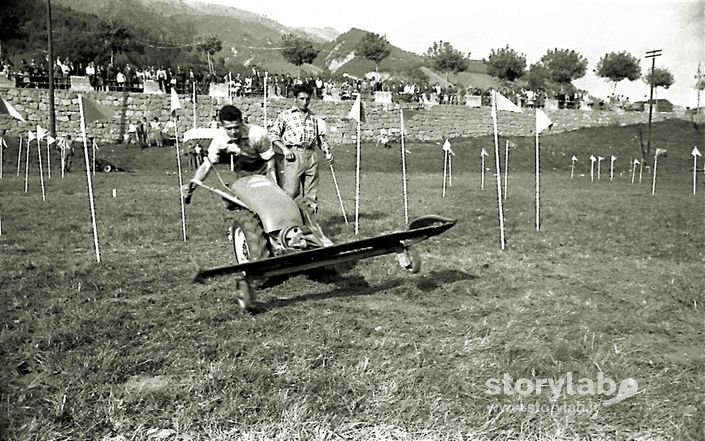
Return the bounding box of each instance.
[182,105,276,204]
[269,83,333,213]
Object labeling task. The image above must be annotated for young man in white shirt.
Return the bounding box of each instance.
[182,105,276,204]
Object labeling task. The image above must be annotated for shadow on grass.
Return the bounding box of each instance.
[252,266,477,314]
[253,273,400,313]
[414,269,478,292]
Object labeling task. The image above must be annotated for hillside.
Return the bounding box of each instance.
[11,0,496,86]
[312,28,425,76]
[51,0,339,71]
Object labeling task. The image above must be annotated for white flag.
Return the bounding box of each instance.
[536,109,553,133]
[442,139,455,155]
[47,135,56,146]
[692,147,701,157]
[481,148,489,157]
[655,148,667,157]
[495,90,523,113]
[170,88,182,114]
[0,97,26,122]
[36,125,47,141]
[28,131,36,142]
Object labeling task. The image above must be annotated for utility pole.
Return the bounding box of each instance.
[696,62,703,116]
[645,49,662,161]
[47,0,56,137]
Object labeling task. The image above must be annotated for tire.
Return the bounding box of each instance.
[231,210,269,264]
[102,164,113,172]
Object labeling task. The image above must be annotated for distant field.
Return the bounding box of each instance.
[1,120,704,440]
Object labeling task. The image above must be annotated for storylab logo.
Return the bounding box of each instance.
[485,373,640,407]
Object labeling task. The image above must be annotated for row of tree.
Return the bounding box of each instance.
[279,30,680,98]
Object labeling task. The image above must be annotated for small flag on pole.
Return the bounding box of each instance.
[47,135,56,146]
[442,139,455,156]
[348,94,365,123]
[170,87,182,115]
[692,147,701,195]
[37,125,47,141]
[0,97,26,122]
[28,131,36,142]
[655,148,667,157]
[80,96,115,125]
[401,108,419,122]
[495,91,523,113]
[536,109,553,133]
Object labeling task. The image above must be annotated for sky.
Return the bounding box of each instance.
[192,0,704,107]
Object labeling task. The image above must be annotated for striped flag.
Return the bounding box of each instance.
[0,97,25,122]
[348,94,365,123]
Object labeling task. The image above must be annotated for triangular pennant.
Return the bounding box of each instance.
[0,97,26,122]
[36,125,47,141]
[692,146,701,157]
[495,90,523,113]
[571,155,578,161]
[611,155,617,162]
[401,108,419,121]
[348,94,365,123]
[634,159,640,165]
[598,156,604,161]
[28,131,36,142]
[655,148,667,157]
[589,155,596,162]
[47,135,56,146]
[442,139,455,156]
[481,148,489,157]
[170,88,182,114]
[536,109,553,133]
[80,96,115,125]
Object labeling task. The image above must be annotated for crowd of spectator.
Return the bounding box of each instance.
[0,56,598,110]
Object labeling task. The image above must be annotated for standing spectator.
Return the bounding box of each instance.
[116,69,126,91]
[62,135,74,173]
[156,66,167,91]
[126,120,138,144]
[136,117,146,148]
[150,117,163,147]
[269,83,334,214]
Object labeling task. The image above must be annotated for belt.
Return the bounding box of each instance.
[287,144,314,150]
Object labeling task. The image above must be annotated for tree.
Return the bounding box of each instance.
[595,51,641,95]
[540,48,588,89]
[526,62,552,92]
[99,21,132,65]
[425,41,468,75]
[486,46,526,82]
[280,33,318,66]
[644,66,675,90]
[355,32,391,71]
[196,35,222,75]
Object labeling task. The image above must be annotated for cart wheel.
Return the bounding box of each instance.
[103,164,113,172]
[231,210,269,264]
[397,247,421,274]
[235,278,252,311]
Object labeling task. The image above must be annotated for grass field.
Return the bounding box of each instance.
[1,120,704,440]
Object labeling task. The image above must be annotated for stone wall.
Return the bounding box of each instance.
[0,87,680,144]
